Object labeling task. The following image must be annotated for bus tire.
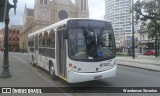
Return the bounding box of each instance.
[31,55,35,66]
[49,62,57,80]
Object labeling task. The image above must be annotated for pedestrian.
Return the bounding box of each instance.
[128,48,131,56]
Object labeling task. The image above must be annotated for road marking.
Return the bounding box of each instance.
[14,55,72,96]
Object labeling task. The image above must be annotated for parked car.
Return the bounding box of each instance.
[143,50,155,55]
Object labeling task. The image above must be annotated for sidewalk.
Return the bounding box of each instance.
[0,53,55,87]
[0,53,75,96]
[116,54,160,72]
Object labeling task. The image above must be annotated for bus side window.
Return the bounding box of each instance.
[48,31,55,58]
[49,32,55,48]
[35,36,38,50]
[43,32,48,47]
[39,34,43,55]
[43,32,49,56]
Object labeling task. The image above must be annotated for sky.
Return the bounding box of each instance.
[0,0,105,29]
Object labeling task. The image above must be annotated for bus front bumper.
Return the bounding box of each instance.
[67,66,117,83]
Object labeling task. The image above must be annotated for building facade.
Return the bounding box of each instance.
[0,34,2,50]
[138,27,155,54]
[0,25,22,52]
[20,0,89,51]
[116,32,139,53]
[105,0,132,42]
[0,28,4,51]
[8,25,22,52]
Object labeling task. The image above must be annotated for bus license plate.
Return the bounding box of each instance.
[94,75,102,80]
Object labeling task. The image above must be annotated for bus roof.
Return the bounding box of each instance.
[28,18,110,37]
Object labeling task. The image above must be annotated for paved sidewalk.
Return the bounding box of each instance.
[116,55,160,72]
[0,53,72,96]
[0,53,53,87]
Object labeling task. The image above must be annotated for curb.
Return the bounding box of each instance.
[117,60,160,66]
[117,62,160,72]
[117,63,160,72]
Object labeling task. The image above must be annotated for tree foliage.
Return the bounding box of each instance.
[147,20,160,38]
[133,0,160,39]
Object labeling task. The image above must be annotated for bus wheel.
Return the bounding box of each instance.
[49,63,57,80]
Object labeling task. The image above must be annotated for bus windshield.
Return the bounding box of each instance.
[68,27,116,61]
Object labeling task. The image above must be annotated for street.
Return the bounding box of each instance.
[15,53,160,87]
[0,53,160,96]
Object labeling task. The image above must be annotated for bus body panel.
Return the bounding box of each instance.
[35,50,39,64]
[67,66,117,83]
[66,58,117,83]
[66,58,116,73]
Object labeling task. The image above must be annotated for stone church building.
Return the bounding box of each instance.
[19,0,89,51]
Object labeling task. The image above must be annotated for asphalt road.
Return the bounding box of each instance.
[1,53,160,96]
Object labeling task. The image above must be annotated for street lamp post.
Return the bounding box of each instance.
[0,0,17,78]
[132,0,135,59]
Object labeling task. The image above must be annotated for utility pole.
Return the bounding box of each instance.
[0,0,18,78]
[154,20,158,58]
[132,0,135,59]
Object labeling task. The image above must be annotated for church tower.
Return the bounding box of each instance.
[75,0,89,18]
[34,0,51,31]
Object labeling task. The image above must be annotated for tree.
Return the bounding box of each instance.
[133,0,160,39]
[147,20,160,39]
[133,0,160,57]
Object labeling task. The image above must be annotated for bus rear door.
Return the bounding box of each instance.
[57,30,67,78]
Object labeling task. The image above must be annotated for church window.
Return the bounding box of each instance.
[58,10,68,20]
[84,1,86,11]
[44,0,47,5]
[40,0,43,4]
[81,0,86,10]
[81,0,84,10]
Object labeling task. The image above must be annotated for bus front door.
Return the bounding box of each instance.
[58,31,67,78]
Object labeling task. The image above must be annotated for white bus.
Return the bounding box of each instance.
[28,18,117,83]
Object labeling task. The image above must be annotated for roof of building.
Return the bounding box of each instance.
[138,28,148,33]
[9,25,22,29]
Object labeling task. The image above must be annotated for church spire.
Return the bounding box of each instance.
[34,0,49,9]
[75,0,89,18]
[75,0,89,11]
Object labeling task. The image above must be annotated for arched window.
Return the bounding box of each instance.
[43,32,48,47]
[48,30,55,58]
[39,34,43,55]
[31,36,34,47]
[84,0,86,11]
[49,30,55,48]
[40,0,43,4]
[40,0,47,5]
[43,32,49,57]
[81,0,84,10]
[39,34,43,47]
[28,38,30,47]
[35,35,38,50]
[30,36,34,53]
[44,0,47,5]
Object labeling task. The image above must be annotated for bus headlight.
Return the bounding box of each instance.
[73,66,77,69]
[69,63,73,67]
[78,68,81,71]
[100,64,103,67]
